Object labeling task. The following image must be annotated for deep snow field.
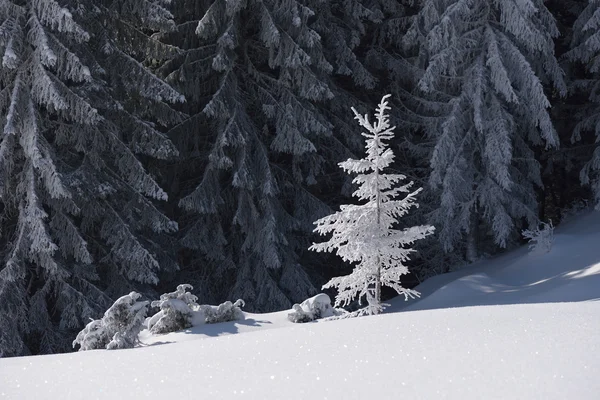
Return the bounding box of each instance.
[1,211,600,399]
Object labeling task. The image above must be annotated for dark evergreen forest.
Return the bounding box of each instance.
[0,0,597,356]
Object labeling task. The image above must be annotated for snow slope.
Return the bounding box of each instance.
[2,211,600,399]
[2,303,598,399]
[389,210,600,312]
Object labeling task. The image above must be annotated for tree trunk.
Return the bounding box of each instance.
[466,213,478,263]
[374,133,382,314]
[375,266,381,309]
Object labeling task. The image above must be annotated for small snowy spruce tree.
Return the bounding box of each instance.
[148,284,198,334]
[522,220,554,254]
[73,292,148,351]
[310,95,435,315]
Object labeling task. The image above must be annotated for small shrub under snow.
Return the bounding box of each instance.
[288,293,345,323]
[522,220,554,254]
[147,284,199,334]
[200,299,245,324]
[73,292,148,351]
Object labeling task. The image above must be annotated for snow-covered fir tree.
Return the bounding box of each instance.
[155,0,380,311]
[405,0,566,262]
[565,0,600,209]
[0,0,181,356]
[310,95,435,315]
[357,0,459,280]
[537,0,587,220]
[362,0,419,98]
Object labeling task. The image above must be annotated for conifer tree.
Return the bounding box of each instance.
[566,0,600,209]
[157,0,379,311]
[0,0,181,356]
[310,95,434,315]
[405,0,566,261]
[359,0,455,279]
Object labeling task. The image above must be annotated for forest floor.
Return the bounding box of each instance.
[1,212,599,399]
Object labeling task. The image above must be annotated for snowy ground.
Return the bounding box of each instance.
[390,210,600,312]
[2,212,600,399]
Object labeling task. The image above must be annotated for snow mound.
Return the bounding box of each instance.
[287,293,339,322]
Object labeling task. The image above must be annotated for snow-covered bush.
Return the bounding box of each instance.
[73,320,105,351]
[201,300,245,324]
[522,221,554,254]
[73,292,148,351]
[106,332,131,350]
[147,284,199,334]
[287,294,342,323]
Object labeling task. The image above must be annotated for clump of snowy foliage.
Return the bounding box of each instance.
[287,293,344,323]
[147,285,198,334]
[147,287,245,331]
[522,221,554,254]
[310,95,435,315]
[201,300,245,324]
[73,292,148,351]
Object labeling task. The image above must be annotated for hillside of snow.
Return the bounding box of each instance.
[2,212,600,399]
[390,210,600,312]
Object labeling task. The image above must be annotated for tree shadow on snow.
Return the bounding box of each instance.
[140,340,172,347]
[387,229,600,313]
[180,318,273,338]
[137,318,274,348]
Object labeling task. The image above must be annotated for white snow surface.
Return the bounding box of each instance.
[2,211,600,399]
[388,210,600,313]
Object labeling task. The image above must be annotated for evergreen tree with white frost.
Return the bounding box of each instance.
[155,0,380,311]
[310,95,434,315]
[358,0,459,280]
[566,0,600,209]
[405,0,566,261]
[0,0,182,356]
